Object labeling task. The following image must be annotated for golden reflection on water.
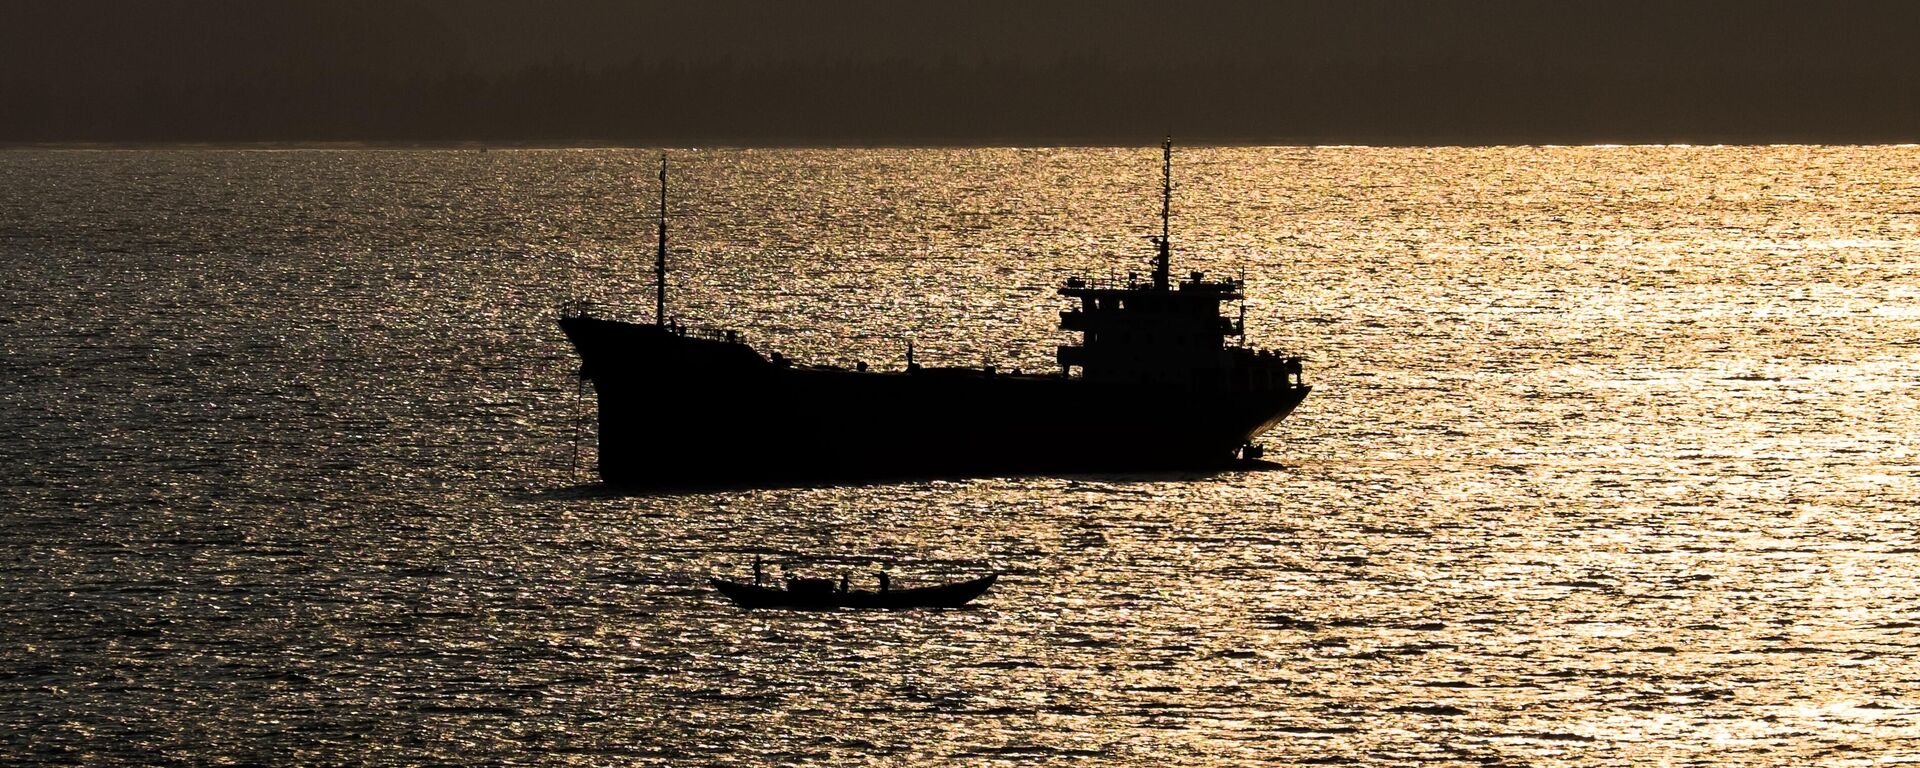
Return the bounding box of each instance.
[1,145,1918,764]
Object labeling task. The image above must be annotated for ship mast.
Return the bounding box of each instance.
[655,154,668,327]
[1153,135,1172,291]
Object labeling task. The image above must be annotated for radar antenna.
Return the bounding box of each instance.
[655,154,668,327]
[1153,135,1173,291]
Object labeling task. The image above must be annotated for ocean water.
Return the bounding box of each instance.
[3,146,1919,765]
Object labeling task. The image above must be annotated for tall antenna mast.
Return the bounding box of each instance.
[655,154,668,327]
[1153,135,1172,291]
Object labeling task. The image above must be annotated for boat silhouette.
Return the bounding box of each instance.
[709,573,998,610]
[560,139,1311,485]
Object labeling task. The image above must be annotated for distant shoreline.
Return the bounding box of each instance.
[6,139,1920,151]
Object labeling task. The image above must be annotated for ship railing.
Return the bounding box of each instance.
[1235,346,1307,368]
[556,300,745,344]
[668,324,746,344]
[1060,275,1151,292]
[1179,272,1243,292]
[1227,347,1309,389]
[1061,274,1244,295]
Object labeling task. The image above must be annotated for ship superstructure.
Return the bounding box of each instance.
[1056,140,1301,394]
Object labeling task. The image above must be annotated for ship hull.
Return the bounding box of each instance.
[561,316,1309,486]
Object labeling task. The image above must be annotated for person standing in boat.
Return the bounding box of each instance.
[878,569,891,592]
[752,555,764,586]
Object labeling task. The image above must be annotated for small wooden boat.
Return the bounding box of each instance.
[710,573,997,610]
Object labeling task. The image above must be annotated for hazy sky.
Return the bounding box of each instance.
[12,1,1914,70]
[5,0,1918,143]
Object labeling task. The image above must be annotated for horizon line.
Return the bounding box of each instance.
[7,140,1920,151]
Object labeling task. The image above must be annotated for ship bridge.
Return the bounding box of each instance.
[1055,271,1246,385]
[1053,136,1303,393]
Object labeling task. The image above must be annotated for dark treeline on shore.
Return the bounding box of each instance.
[5,0,1919,145]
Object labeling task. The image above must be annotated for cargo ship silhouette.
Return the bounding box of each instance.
[559,139,1309,485]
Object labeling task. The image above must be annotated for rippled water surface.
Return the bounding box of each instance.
[4,146,1920,765]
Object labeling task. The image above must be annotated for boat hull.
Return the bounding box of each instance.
[710,574,998,610]
[561,316,1310,485]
